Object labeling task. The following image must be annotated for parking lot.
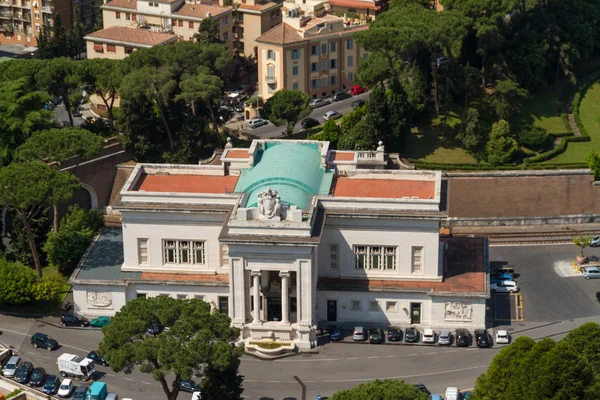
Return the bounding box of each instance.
[489,245,600,324]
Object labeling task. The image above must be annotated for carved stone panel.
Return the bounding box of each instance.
[257,187,281,219]
[87,291,113,308]
[444,301,473,321]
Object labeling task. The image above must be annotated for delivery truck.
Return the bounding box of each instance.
[57,353,96,381]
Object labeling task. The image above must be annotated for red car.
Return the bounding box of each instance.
[350,85,368,95]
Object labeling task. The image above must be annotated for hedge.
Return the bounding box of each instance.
[571,70,600,138]
[524,135,591,163]
[5,389,22,399]
[412,161,586,171]
[560,113,571,135]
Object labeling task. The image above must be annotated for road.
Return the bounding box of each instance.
[1,243,600,400]
[246,92,369,139]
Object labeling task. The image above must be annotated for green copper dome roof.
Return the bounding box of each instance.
[234,142,333,210]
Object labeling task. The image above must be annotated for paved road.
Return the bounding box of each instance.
[54,104,86,127]
[245,92,369,139]
[1,244,600,400]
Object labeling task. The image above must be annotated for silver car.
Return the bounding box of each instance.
[310,98,330,109]
[584,267,600,279]
[438,331,452,345]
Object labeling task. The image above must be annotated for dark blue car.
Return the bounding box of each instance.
[43,375,60,394]
[329,326,341,341]
[490,273,514,284]
[87,351,109,366]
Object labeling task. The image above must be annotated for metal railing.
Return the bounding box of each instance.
[41,5,52,12]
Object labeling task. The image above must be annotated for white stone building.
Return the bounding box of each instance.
[70,139,489,350]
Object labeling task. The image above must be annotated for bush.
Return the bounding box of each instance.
[524,135,591,163]
[338,120,372,150]
[571,71,600,138]
[560,113,571,135]
[31,273,63,301]
[0,258,37,305]
[518,126,549,150]
[5,389,22,399]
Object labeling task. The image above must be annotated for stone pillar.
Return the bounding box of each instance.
[229,258,246,327]
[280,271,290,324]
[251,271,261,323]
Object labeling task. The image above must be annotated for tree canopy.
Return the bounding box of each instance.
[330,379,428,400]
[262,89,312,136]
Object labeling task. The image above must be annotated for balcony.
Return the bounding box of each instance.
[0,0,10,6]
[264,75,277,83]
[41,5,53,12]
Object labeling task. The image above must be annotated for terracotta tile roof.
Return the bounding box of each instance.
[332,177,435,199]
[256,23,305,45]
[329,151,355,162]
[318,236,487,294]
[134,173,239,194]
[85,26,178,47]
[238,1,280,11]
[104,0,137,10]
[172,3,231,19]
[225,149,250,159]
[327,0,379,10]
[140,272,229,284]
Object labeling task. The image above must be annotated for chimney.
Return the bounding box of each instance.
[206,11,211,18]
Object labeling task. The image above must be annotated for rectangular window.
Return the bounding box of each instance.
[347,39,353,50]
[330,42,336,52]
[222,31,228,41]
[311,62,318,72]
[125,47,134,54]
[218,296,229,314]
[138,238,149,264]
[178,20,183,27]
[291,49,299,60]
[311,79,319,89]
[311,45,319,55]
[321,77,327,87]
[177,294,187,300]
[93,43,103,52]
[125,13,130,20]
[189,21,194,29]
[321,43,327,54]
[132,14,137,21]
[194,295,204,300]
[348,72,353,82]
[267,65,274,79]
[137,293,147,298]
[369,301,379,312]
[351,300,361,311]
[347,55,353,67]
[293,82,298,90]
[267,49,275,60]
[386,301,397,313]
[330,59,337,69]
[330,75,337,85]
[292,66,298,76]
[115,11,120,19]
[163,240,206,265]
[354,246,397,270]
[321,60,327,71]
[329,244,338,270]
[412,246,423,274]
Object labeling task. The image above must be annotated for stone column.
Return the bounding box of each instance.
[251,271,261,323]
[280,271,290,324]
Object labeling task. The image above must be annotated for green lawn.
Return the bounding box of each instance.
[547,81,600,163]
[512,82,570,136]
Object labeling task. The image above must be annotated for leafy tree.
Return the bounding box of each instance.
[573,235,591,256]
[263,89,311,137]
[98,296,243,400]
[44,205,102,273]
[457,108,485,151]
[486,120,517,165]
[320,120,342,145]
[8,209,51,269]
[193,16,223,46]
[0,257,37,305]
[36,23,52,60]
[81,59,124,132]
[36,58,83,126]
[338,120,373,150]
[491,79,528,121]
[30,273,63,301]
[0,78,54,164]
[341,105,367,137]
[69,5,86,59]
[586,150,600,181]
[50,14,68,58]
[385,83,413,145]
[518,126,548,150]
[563,322,600,374]
[330,379,428,400]
[364,86,388,146]
[0,161,58,278]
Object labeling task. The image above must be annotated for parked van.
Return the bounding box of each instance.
[3,355,21,378]
[85,382,107,400]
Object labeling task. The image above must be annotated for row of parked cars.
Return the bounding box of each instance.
[334,326,510,347]
[490,266,520,293]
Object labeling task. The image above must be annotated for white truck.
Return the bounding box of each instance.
[57,353,96,381]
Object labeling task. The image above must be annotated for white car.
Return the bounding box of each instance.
[438,331,452,345]
[57,378,73,398]
[310,98,330,108]
[248,119,268,129]
[490,280,519,293]
[352,326,366,341]
[191,392,201,400]
[495,330,510,344]
[323,110,341,121]
[584,266,600,279]
[422,329,436,343]
[445,387,460,400]
[590,236,600,247]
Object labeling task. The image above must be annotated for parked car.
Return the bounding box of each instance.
[333,92,351,102]
[73,108,82,117]
[350,85,368,95]
[352,326,366,341]
[3,355,21,378]
[329,326,341,341]
[405,327,419,343]
[234,101,246,113]
[456,329,472,347]
[491,280,519,293]
[438,331,452,345]
[31,332,59,350]
[422,329,436,344]
[369,328,383,344]
[58,379,74,397]
[412,384,430,395]
[323,110,341,121]
[490,273,514,284]
[43,375,60,394]
[475,329,492,348]
[492,266,515,276]
[89,316,111,327]
[14,361,34,383]
[61,315,90,328]
[310,98,330,109]
[387,327,402,341]
[173,380,200,393]
[301,117,320,129]
[29,367,46,386]
[351,99,365,109]
[445,387,460,400]
[248,119,268,129]
[495,330,510,344]
[590,236,600,247]
[584,267,600,279]
[72,385,89,400]
[87,351,109,366]
[147,322,164,336]
[105,393,119,400]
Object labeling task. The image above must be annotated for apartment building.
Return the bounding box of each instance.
[85,25,178,59]
[0,0,71,46]
[233,0,282,57]
[256,0,367,100]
